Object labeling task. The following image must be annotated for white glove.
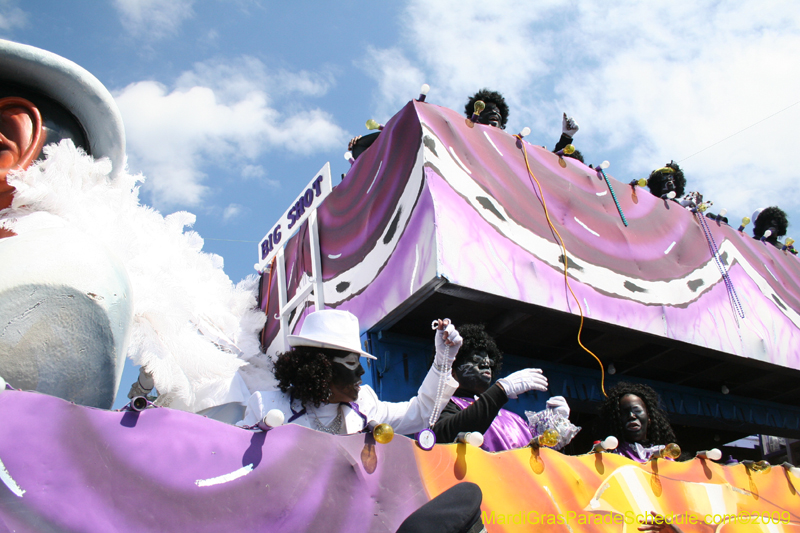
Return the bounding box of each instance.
[562,113,579,137]
[497,368,548,399]
[546,396,570,418]
[433,319,462,369]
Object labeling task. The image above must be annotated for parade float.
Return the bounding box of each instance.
[1,39,800,531]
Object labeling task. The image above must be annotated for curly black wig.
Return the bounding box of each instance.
[753,206,788,244]
[464,89,509,129]
[454,323,504,376]
[647,161,686,198]
[273,346,350,407]
[597,382,677,446]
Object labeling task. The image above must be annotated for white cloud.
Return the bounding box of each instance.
[175,56,334,100]
[241,164,265,179]
[359,47,426,121]
[114,58,346,207]
[222,203,244,222]
[241,164,279,187]
[0,0,27,31]
[113,0,194,39]
[364,0,800,231]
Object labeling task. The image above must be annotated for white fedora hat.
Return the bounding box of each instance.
[287,309,376,359]
[0,39,126,179]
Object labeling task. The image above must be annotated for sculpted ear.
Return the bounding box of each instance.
[0,97,45,210]
[0,97,45,174]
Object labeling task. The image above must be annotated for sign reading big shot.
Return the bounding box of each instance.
[256,163,332,271]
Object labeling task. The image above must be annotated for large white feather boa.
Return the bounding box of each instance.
[0,140,265,412]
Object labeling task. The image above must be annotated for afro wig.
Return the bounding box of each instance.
[464,89,509,129]
[273,346,350,407]
[453,323,504,377]
[647,161,686,198]
[753,206,788,244]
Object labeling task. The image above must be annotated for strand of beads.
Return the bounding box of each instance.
[428,343,449,427]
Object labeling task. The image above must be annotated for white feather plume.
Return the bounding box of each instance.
[2,141,265,412]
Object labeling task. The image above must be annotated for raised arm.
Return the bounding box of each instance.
[359,321,462,435]
[433,383,508,443]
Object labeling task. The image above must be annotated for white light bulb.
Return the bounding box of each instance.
[706,448,722,461]
[667,191,677,199]
[602,436,619,450]
[599,161,610,170]
[420,83,430,95]
[608,363,616,375]
[466,432,484,447]
[265,409,285,427]
[721,384,730,394]
[764,230,773,238]
[520,127,531,137]
[344,151,353,161]
[791,466,800,477]
[719,209,727,217]
[0,375,5,393]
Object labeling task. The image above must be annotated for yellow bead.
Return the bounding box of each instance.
[663,443,681,459]
[373,423,394,444]
[755,460,771,473]
[540,428,559,447]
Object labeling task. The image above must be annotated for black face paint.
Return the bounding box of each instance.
[453,350,494,395]
[476,103,503,129]
[619,394,650,443]
[329,354,365,403]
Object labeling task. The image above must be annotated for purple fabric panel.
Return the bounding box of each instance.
[0,391,427,532]
[261,180,436,354]
[284,220,312,305]
[416,103,800,290]
[416,105,717,280]
[428,169,800,361]
[317,101,422,278]
[417,104,800,363]
[260,101,423,348]
[450,397,532,453]
[336,183,437,331]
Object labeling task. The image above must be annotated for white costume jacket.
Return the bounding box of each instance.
[239,366,459,435]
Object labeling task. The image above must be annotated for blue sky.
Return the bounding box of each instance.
[4,0,799,407]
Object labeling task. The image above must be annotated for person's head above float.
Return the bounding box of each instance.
[464,89,509,130]
[647,160,686,198]
[272,310,376,407]
[565,148,584,164]
[451,323,503,395]
[599,381,676,445]
[752,206,788,245]
[0,39,125,211]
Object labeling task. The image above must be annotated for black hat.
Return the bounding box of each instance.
[396,482,485,533]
